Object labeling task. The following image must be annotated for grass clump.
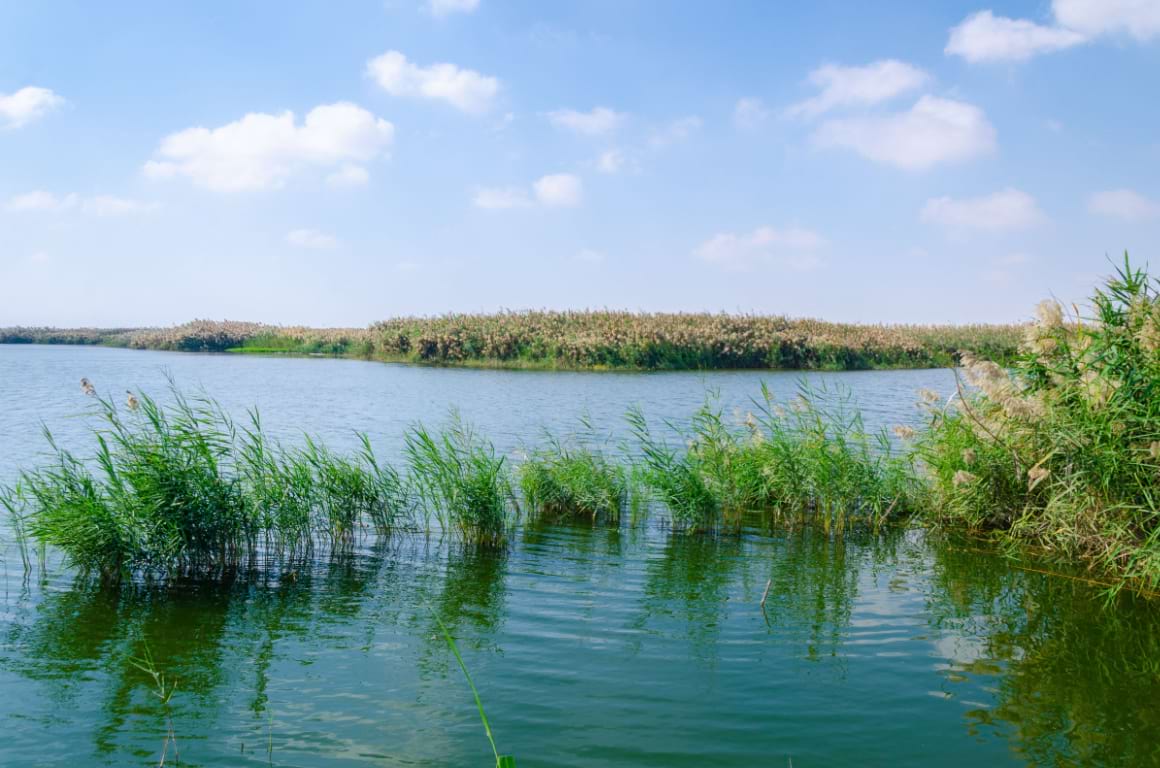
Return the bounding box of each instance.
[3,385,409,576]
[919,255,1160,589]
[629,386,920,532]
[405,413,515,544]
[519,432,629,523]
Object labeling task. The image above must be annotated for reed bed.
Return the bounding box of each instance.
[1,313,1024,371]
[629,385,921,532]
[919,256,1160,590]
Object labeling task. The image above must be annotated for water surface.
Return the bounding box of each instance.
[1,346,1157,767]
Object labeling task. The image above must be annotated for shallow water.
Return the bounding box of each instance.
[1,345,1158,767]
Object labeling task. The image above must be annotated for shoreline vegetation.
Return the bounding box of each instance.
[4,258,1159,594]
[0,312,1025,371]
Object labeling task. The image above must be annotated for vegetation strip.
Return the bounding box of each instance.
[0,312,1025,371]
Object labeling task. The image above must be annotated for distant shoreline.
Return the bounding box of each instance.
[0,312,1026,371]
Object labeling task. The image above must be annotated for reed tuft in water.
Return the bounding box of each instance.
[520,431,629,523]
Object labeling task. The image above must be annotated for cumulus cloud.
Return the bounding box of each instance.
[694,226,826,270]
[946,1,1160,63]
[1088,188,1160,220]
[143,103,392,192]
[286,228,339,249]
[547,106,624,136]
[473,173,583,210]
[5,191,157,216]
[533,173,583,207]
[1054,0,1160,40]
[649,116,702,148]
[733,97,770,130]
[787,60,929,119]
[945,11,1085,62]
[427,0,479,17]
[813,95,996,171]
[366,50,499,114]
[0,86,63,129]
[921,188,1045,231]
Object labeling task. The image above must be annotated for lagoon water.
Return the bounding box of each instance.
[1,345,1158,766]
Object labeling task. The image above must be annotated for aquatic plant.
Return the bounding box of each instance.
[1,313,1025,371]
[919,255,1160,589]
[629,386,920,531]
[519,434,629,523]
[404,414,515,544]
[3,386,411,575]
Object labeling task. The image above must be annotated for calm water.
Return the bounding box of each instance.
[1,345,1158,767]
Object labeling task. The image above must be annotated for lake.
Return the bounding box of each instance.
[1,345,1158,767]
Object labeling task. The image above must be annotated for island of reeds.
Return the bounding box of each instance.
[0,312,1025,371]
[4,257,1160,594]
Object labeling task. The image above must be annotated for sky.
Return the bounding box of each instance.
[1,0,1158,327]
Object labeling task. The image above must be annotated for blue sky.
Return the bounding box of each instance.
[1,0,1158,327]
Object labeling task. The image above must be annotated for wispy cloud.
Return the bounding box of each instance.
[473,173,583,209]
[694,226,826,270]
[286,228,339,249]
[921,188,1045,231]
[547,106,625,136]
[813,96,995,171]
[1088,188,1160,220]
[787,60,928,119]
[366,50,499,114]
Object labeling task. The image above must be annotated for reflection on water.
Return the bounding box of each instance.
[3,525,1159,767]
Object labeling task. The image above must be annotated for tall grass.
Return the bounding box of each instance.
[629,386,920,532]
[4,386,410,576]
[404,413,515,543]
[519,430,629,523]
[919,255,1160,590]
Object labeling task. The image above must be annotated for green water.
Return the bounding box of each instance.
[2,346,1158,766]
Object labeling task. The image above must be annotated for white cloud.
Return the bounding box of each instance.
[473,173,583,209]
[945,11,1084,62]
[547,107,624,136]
[813,95,996,171]
[427,0,479,18]
[144,102,393,192]
[596,149,626,174]
[1054,0,1160,41]
[694,226,826,270]
[921,188,1045,231]
[5,190,76,212]
[733,97,770,129]
[472,186,532,209]
[286,228,339,249]
[946,1,1160,63]
[787,60,929,119]
[650,116,702,147]
[1088,188,1160,220]
[366,50,499,114]
[82,196,160,216]
[0,86,63,129]
[326,164,370,187]
[6,191,158,215]
[533,173,583,207]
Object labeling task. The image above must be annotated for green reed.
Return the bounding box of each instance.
[629,385,920,532]
[404,413,515,544]
[519,431,629,523]
[918,254,1160,590]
